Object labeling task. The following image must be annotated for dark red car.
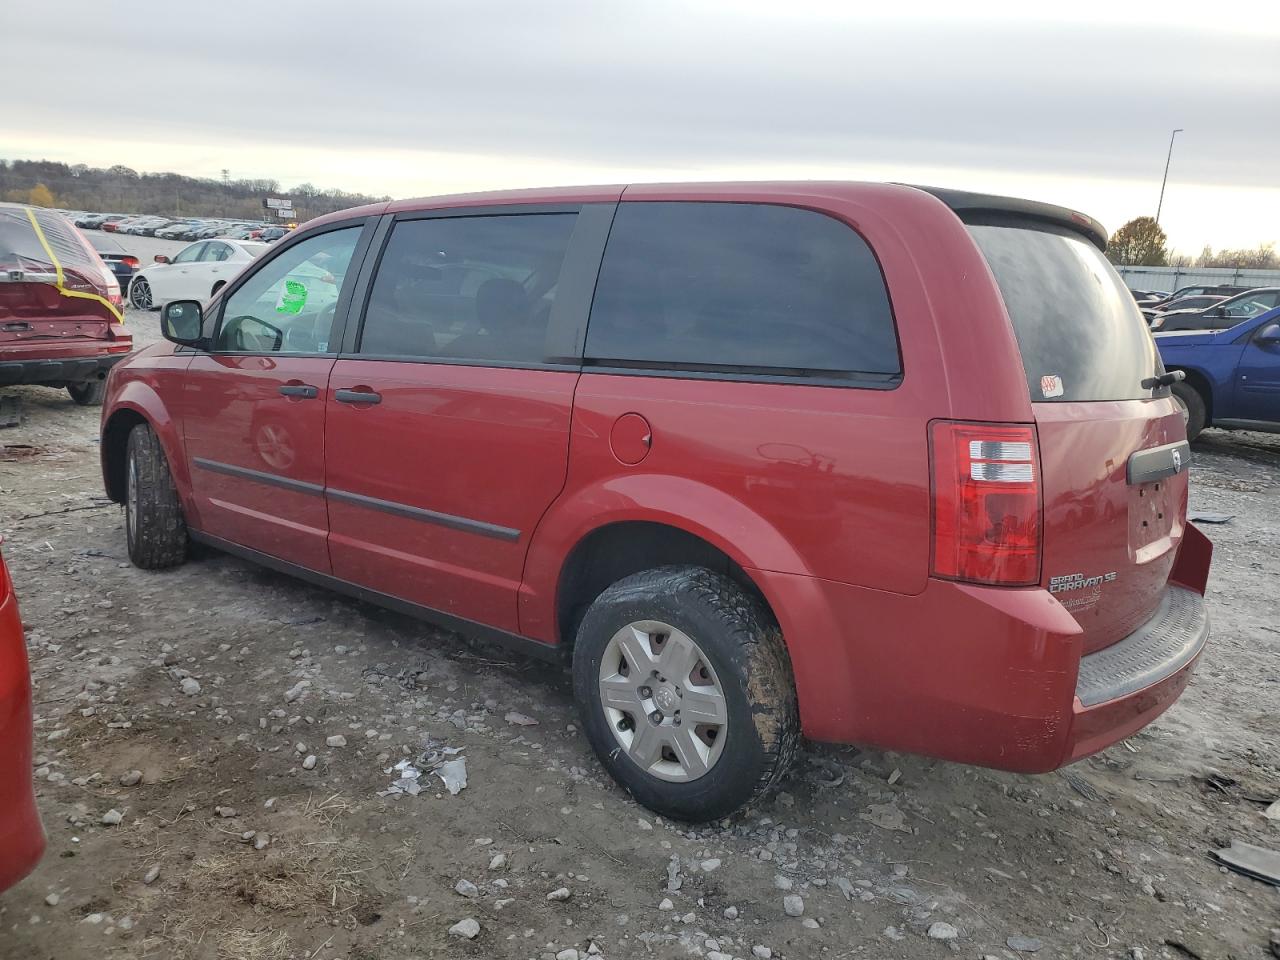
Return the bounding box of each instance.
[99,183,1212,820]
[1,203,133,405]
[0,542,45,892]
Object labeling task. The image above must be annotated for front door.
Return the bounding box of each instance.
[181,224,368,571]
[323,207,610,632]
[1233,318,1280,423]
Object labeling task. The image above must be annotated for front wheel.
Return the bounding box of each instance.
[130,277,154,311]
[1171,381,1207,441]
[67,380,105,406]
[572,566,799,821]
[125,423,188,569]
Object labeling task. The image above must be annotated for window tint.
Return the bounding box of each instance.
[968,224,1161,402]
[359,214,578,363]
[199,242,230,262]
[585,202,899,377]
[173,243,204,264]
[214,226,361,354]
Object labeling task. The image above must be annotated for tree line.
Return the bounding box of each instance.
[1105,215,1278,270]
[0,158,390,223]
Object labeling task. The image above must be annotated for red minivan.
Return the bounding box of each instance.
[99,183,1211,820]
[1,203,132,405]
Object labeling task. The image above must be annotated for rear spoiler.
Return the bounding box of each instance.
[907,185,1109,252]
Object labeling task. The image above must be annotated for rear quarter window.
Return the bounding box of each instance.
[585,202,900,381]
[968,223,1163,402]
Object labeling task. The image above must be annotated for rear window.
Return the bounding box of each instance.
[585,202,900,380]
[968,223,1163,402]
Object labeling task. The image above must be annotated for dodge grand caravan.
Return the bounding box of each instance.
[99,183,1212,820]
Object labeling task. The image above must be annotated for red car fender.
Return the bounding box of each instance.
[101,381,202,529]
[517,472,812,645]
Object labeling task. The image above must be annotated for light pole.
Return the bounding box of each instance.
[1155,128,1183,226]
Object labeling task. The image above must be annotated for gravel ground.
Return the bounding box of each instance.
[0,308,1277,960]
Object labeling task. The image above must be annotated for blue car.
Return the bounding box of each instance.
[1155,306,1280,440]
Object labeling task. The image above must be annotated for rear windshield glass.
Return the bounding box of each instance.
[968,223,1163,402]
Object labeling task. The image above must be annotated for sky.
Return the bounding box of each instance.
[7,0,1280,254]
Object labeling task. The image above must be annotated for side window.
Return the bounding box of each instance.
[357,213,578,363]
[172,243,205,264]
[200,242,230,262]
[214,226,362,355]
[585,202,900,378]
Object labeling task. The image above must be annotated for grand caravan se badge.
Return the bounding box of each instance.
[1049,572,1118,594]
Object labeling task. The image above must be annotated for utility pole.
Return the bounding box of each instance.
[1155,128,1183,226]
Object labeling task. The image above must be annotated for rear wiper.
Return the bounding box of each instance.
[1142,370,1185,390]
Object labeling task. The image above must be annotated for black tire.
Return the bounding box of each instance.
[572,566,799,821]
[1172,381,1207,441]
[125,423,188,569]
[67,380,106,406]
[130,277,154,311]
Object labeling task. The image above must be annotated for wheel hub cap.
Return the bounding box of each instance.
[597,619,729,783]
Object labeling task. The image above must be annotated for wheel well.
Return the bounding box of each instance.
[555,521,774,647]
[1171,367,1213,423]
[211,280,226,295]
[101,409,148,503]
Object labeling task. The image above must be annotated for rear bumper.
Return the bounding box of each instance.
[0,350,129,387]
[0,591,44,893]
[748,526,1212,772]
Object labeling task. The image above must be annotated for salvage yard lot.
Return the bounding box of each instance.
[0,308,1277,960]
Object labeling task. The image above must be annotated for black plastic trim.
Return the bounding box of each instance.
[326,488,520,542]
[580,359,902,390]
[1127,440,1191,485]
[187,530,562,662]
[191,457,324,496]
[1075,585,1207,707]
[0,352,126,386]
[909,184,1108,250]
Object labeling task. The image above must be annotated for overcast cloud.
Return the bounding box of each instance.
[7,1,1280,249]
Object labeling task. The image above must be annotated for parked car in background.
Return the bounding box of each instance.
[100,215,133,233]
[1141,294,1227,322]
[1157,306,1280,440]
[1129,288,1165,303]
[84,232,141,293]
[156,221,201,240]
[0,541,45,893]
[260,225,292,242]
[1150,288,1280,332]
[0,203,132,404]
[129,238,269,309]
[101,183,1211,820]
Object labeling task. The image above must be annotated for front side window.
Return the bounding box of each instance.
[214,226,361,354]
[585,202,901,379]
[172,243,204,264]
[358,213,579,363]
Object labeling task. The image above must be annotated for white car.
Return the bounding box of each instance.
[129,239,268,310]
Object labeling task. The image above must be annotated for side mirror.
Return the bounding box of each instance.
[160,300,206,347]
[1255,322,1280,345]
[154,254,170,264]
[1211,305,1225,317]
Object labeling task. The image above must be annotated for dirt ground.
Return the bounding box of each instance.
[0,307,1277,960]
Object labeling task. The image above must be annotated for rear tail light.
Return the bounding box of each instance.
[930,421,1042,586]
[121,256,139,269]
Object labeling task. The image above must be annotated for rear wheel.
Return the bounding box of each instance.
[67,380,105,406]
[572,566,799,821]
[130,277,153,310]
[125,423,188,569]
[1171,381,1206,441]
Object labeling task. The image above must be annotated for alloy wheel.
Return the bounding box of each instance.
[130,278,152,310]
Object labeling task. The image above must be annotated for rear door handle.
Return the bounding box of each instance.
[334,387,382,405]
[278,383,319,399]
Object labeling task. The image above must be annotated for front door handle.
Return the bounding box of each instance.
[334,387,382,405]
[278,383,318,399]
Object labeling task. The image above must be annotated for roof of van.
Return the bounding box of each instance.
[302,182,1109,251]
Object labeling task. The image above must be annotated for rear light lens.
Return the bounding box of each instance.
[121,256,139,269]
[930,421,1042,586]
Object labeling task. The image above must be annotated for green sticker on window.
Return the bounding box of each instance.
[276,279,308,314]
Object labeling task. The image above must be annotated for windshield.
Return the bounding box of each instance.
[968,223,1163,402]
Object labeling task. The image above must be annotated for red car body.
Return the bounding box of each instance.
[0,544,45,893]
[99,182,1211,775]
